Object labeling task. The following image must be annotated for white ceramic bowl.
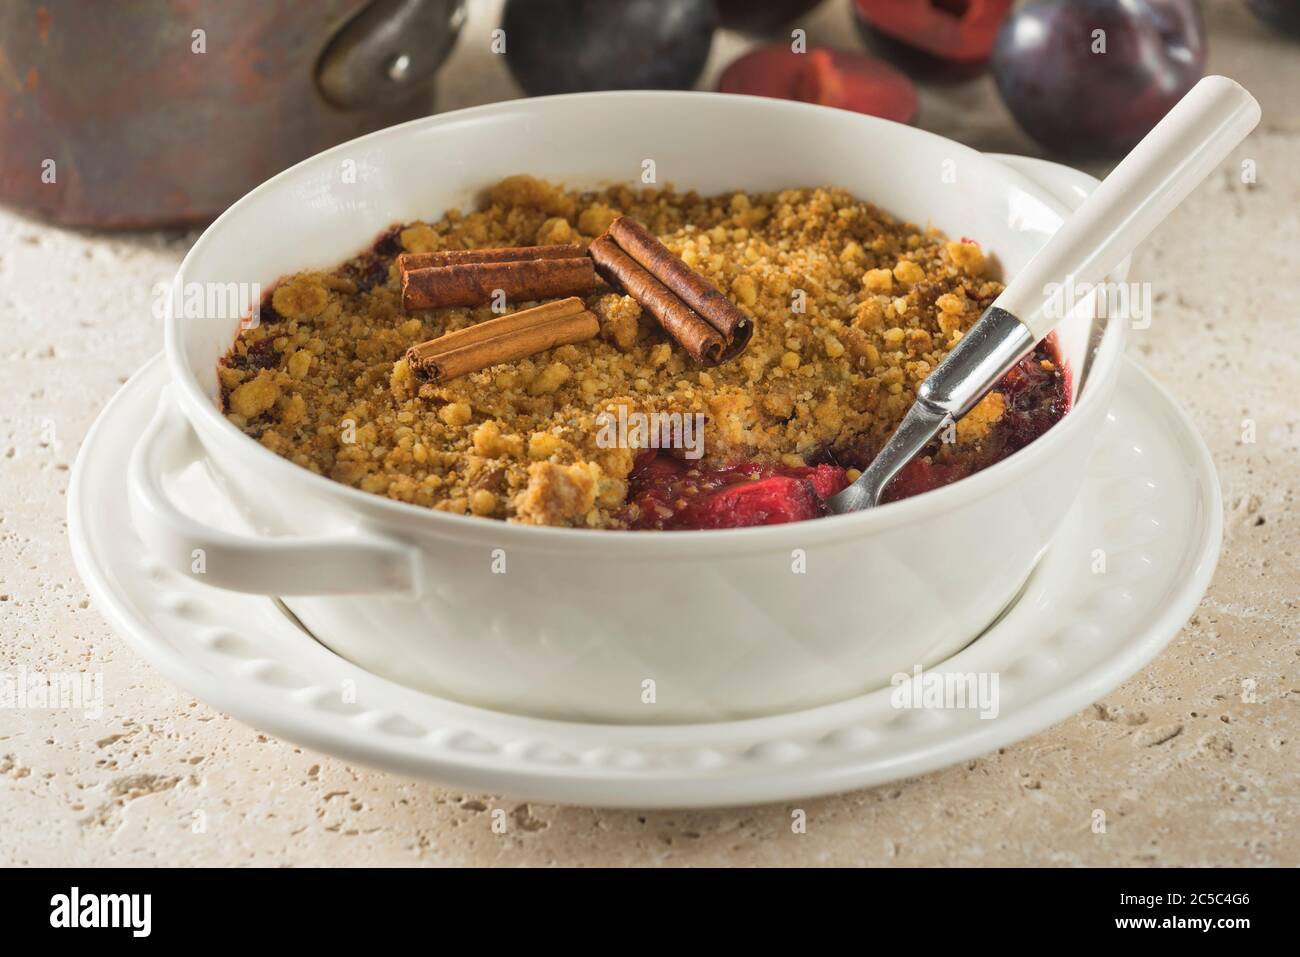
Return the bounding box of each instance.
[129,92,1127,724]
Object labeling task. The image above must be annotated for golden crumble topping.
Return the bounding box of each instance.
[219,176,1004,528]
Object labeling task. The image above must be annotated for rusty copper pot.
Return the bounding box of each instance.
[0,0,464,227]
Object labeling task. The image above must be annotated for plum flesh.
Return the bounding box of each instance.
[718,45,918,123]
[853,0,1014,80]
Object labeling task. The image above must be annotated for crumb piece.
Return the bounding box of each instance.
[529,431,563,460]
[863,268,893,293]
[536,217,574,245]
[578,203,621,236]
[399,224,440,253]
[514,461,600,525]
[936,291,965,314]
[287,349,312,379]
[528,362,571,395]
[731,273,758,306]
[956,391,1005,444]
[893,260,925,286]
[472,420,521,457]
[228,372,281,418]
[487,175,575,217]
[440,402,472,427]
[946,240,986,276]
[594,294,641,351]
[271,276,328,320]
[839,241,866,263]
[905,328,933,355]
[854,298,886,329]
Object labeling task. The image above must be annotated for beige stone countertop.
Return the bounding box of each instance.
[1,0,1296,866]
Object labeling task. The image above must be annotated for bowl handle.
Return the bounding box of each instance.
[128,388,421,597]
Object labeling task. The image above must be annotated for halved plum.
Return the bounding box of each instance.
[853,0,1014,79]
[718,45,918,123]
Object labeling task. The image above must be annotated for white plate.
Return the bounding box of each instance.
[70,354,1221,808]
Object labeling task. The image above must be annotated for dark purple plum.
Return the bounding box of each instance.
[502,0,716,96]
[1247,0,1300,36]
[991,0,1205,158]
[714,0,824,35]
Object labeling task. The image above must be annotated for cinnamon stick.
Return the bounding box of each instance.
[399,244,584,270]
[588,236,724,365]
[405,297,598,382]
[606,216,753,358]
[401,254,594,311]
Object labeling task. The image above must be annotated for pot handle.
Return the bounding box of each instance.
[128,389,421,597]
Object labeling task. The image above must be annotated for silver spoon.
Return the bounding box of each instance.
[828,75,1260,515]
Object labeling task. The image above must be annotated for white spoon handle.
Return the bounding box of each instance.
[1001,75,1260,340]
[829,77,1260,515]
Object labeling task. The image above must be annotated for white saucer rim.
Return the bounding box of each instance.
[69,356,1222,808]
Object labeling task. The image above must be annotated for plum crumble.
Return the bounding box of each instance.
[218,176,1066,529]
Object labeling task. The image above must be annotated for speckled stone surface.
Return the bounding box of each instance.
[1,0,1296,866]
